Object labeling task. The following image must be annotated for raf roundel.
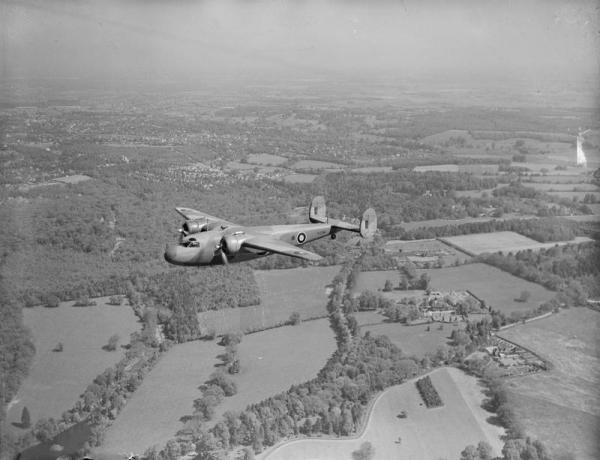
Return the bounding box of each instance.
[297,232,307,244]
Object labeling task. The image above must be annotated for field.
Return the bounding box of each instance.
[384,238,471,266]
[246,153,287,165]
[351,270,403,295]
[213,320,336,421]
[7,298,140,427]
[413,164,460,172]
[441,231,593,255]
[282,173,317,183]
[198,266,339,334]
[423,263,555,314]
[354,311,462,358]
[397,213,537,231]
[291,160,344,170]
[523,182,599,192]
[98,319,335,455]
[98,339,221,456]
[261,367,504,460]
[498,308,600,460]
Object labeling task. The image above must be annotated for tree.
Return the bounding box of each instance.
[45,295,60,308]
[352,441,375,460]
[105,334,119,351]
[288,312,301,325]
[383,279,393,291]
[518,290,531,302]
[108,295,124,306]
[21,406,31,428]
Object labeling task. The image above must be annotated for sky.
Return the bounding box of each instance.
[1,0,599,87]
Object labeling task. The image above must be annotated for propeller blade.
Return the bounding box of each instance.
[220,249,229,265]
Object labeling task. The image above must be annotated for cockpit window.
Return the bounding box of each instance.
[182,239,200,248]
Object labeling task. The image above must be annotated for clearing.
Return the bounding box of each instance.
[498,308,600,460]
[291,160,344,170]
[7,298,140,427]
[98,319,335,455]
[384,238,471,266]
[246,154,288,166]
[282,173,317,184]
[261,367,504,460]
[440,231,593,255]
[424,263,555,314]
[198,266,339,334]
[355,311,462,359]
[213,320,336,421]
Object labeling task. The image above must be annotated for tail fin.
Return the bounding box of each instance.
[360,208,377,238]
[309,196,327,223]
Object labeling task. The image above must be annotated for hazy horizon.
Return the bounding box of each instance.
[2,0,599,88]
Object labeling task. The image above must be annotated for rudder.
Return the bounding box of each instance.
[309,196,327,223]
[360,208,377,238]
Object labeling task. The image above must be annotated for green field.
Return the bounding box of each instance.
[98,339,221,456]
[397,214,536,231]
[213,320,336,421]
[498,308,600,460]
[291,160,344,170]
[441,231,592,255]
[7,298,140,427]
[354,312,462,358]
[524,182,599,192]
[247,153,288,165]
[423,263,555,314]
[384,238,471,266]
[262,367,504,460]
[99,319,335,455]
[282,173,317,183]
[198,266,339,334]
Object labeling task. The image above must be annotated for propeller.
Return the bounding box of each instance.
[214,236,229,265]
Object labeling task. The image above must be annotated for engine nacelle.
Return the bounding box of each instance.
[221,233,245,255]
[182,219,208,235]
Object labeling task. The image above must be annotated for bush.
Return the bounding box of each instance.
[105,334,120,351]
[107,295,124,306]
[287,312,301,325]
[416,376,443,408]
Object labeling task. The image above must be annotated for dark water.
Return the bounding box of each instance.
[17,421,92,460]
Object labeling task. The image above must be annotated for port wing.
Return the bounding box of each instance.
[243,235,323,262]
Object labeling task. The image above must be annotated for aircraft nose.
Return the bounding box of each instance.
[164,244,182,265]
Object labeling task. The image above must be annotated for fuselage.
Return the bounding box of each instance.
[164,223,334,266]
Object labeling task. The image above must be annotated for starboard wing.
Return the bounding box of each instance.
[242,235,323,262]
[175,207,236,228]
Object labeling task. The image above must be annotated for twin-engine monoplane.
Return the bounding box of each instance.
[164,196,376,266]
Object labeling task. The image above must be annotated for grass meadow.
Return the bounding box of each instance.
[441,231,592,255]
[262,367,504,460]
[198,266,339,334]
[7,298,140,428]
[99,319,335,456]
[385,238,471,265]
[354,311,463,359]
[498,308,600,460]
[423,263,555,314]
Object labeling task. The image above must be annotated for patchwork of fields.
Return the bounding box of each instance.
[423,263,555,314]
[262,367,504,460]
[498,309,600,460]
[98,320,335,455]
[441,231,593,255]
[198,266,339,334]
[7,298,140,427]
